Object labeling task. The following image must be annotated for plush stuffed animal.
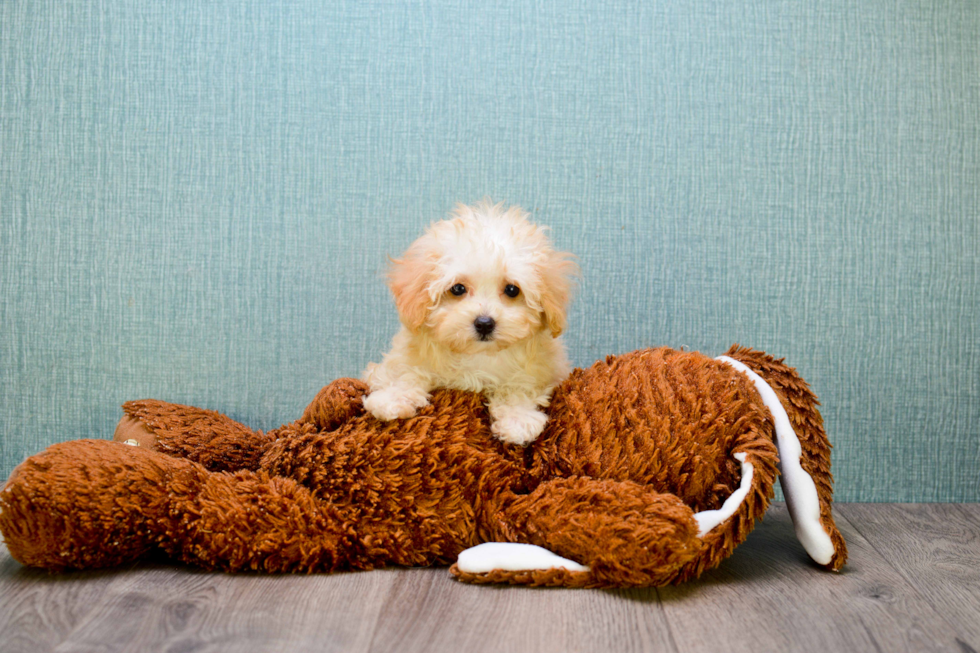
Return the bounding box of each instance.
[0,346,846,587]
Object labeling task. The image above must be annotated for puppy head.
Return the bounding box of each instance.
[387,201,578,352]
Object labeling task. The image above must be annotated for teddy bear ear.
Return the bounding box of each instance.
[387,247,437,332]
[717,346,849,572]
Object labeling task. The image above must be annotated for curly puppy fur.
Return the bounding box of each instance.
[362,201,578,446]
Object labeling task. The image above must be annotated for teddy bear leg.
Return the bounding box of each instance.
[454,478,702,587]
[115,399,275,471]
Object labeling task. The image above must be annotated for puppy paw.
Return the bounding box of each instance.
[489,404,548,446]
[363,386,430,421]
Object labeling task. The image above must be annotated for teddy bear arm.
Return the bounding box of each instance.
[118,399,275,471]
[161,467,372,573]
[455,477,702,588]
[299,378,370,431]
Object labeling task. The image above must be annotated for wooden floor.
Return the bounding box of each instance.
[1,503,978,653]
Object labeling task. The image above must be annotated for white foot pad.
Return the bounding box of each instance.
[456,543,589,573]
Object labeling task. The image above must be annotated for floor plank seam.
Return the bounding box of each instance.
[653,587,682,653]
[365,571,413,653]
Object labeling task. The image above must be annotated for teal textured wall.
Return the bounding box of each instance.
[1,1,977,501]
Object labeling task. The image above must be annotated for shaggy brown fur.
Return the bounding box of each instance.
[0,347,846,587]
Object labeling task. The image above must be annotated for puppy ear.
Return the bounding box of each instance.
[538,252,579,338]
[387,246,437,332]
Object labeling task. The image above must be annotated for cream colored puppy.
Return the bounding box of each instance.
[362,201,578,445]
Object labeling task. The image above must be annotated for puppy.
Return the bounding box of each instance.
[361,201,578,445]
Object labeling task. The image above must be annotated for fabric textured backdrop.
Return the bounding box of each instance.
[1,1,977,501]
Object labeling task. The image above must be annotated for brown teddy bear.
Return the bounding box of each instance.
[0,346,846,587]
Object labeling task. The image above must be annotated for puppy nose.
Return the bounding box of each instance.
[473,315,496,337]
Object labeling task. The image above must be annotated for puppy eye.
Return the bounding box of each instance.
[503,284,521,298]
[450,283,467,296]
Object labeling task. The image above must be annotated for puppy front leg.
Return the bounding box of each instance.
[487,392,550,446]
[361,364,431,421]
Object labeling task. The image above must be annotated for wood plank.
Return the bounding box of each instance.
[839,503,980,650]
[1,547,676,653]
[0,544,133,653]
[657,503,966,652]
[365,567,677,653]
[0,541,397,653]
[52,566,395,653]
